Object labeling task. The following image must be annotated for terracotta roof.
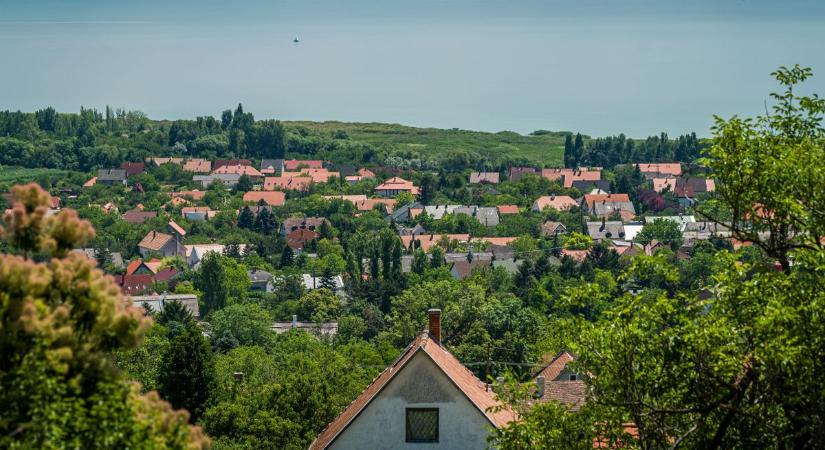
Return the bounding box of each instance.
[582,194,631,211]
[171,190,206,201]
[469,172,500,184]
[125,259,144,275]
[213,159,252,170]
[243,191,286,206]
[182,158,212,173]
[284,159,323,170]
[323,194,368,203]
[533,195,578,212]
[474,237,518,246]
[533,350,587,410]
[355,198,396,213]
[309,331,517,449]
[286,228,319,250]
[357,167,376,178]
[497,204,519,215]
[119,162,145,176]
[149,157,183,166]
[121,210,157,224]
[263,174,313,191]
[636,163,682,176]
[374,177,420,195]
[561,249,589,262]
[138,231,174,251]
[213,164,262,177]
[83,177,97,188]
[167,196,191,208]
[652,177,677,193]
[541,168,601,188]
[508,167,537,181]
[399,234,470,253]
[168,220,186,236]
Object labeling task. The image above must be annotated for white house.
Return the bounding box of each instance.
[309,310,516,450]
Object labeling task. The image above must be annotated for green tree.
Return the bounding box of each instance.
[158,321,214,423]
[235,174,254,192]
[0,183,207,449]
[635,218,684,250]
[238,205,255,230]
[211,302,274,350]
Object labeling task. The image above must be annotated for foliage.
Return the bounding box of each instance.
[157,322,214,423]
[635,218,684,249]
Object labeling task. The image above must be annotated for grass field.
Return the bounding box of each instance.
[0,167,75,185]
[284,121,569,166]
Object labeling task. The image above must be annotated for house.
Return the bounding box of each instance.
[586,220,626,241]
[193,173,241,188]
[453,206,500,227]
[324,194,368,203]
[389,202,423,223]
[243,191,286,207]
[121,210,157,224]
[263,174,313,191]
[674,177,715,199]
[181,206,217,221]
[636,163,682,177]
[681,221,732,246]
[357,167,376,178]
[286,229,319,251]
[571,179,611,193]
[300,168,340,183]
[561,249,589,263]
[374,177,420,197]
[449,259,492,280]
[129,293,200,318]
[532,350,587,410]
[183,158,212,173]
[137,221,185,258]
[644,215,696,231]
[356,198,397,214]
[412,205,462,220]
[148,157,183,166]
[213,159,252,171]
[301,274,344,291]
[532,195,578,212]
[281,217,329,235]
[272,316,338,337]
[473,236,518,247]
[497,204,519,215]
[284,159,323,171]
[248,268,273,292]
[622,223,645,242]
[114,268,179,296]
[469,172,500,184]
[82,177,97,188]
[260,159,284,174]
[541,168,601,188]
[399,234,470,253]
[652,177,677,193]
[541,220,567,236]
[213,164,263,178]
[508,166,536,182]
[185,244,234,268]
[171,189,206,201]
[71,248,125,268]
[126,258,163,275]
[97,169,128,185]
[119,162,145,176]
[309,310,516,450]
[582,194,636,220]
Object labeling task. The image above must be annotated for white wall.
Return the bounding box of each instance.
[329,351,495,450]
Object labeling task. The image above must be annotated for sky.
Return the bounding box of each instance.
[1,0,824,137]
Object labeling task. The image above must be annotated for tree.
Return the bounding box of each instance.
[279,245,294,267]
[298,288,340,322]
[563,134,574,168]
[0,183,206,448]
[195,253,250,317]
[210,302,273,350]
[238,205,255,230]
[634,218,684,250]
[254,207,277,235]
[235,173,254,192]
[157,322,214,423]
[156,300,195,326]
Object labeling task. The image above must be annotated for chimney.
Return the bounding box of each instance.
[535,375,546,398]
[428,309,442,342]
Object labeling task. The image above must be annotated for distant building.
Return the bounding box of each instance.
[532,195,578,212]
[508,166,536,182]
[532,350,587,410]
[97,169,127,185]
[272,316,338,337]
[243,191,286,207]
[137,221,185,258]
[469,172,500,184]
[183,158,212,173]
[374,177,420,197]
[129,293,200,318]
[193,173,241,188]
[119,162,145,176]
[248,268,273,292]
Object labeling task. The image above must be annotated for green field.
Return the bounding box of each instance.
[284,121,570,166]
[0,167,75,185]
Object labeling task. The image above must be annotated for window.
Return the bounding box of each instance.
[568,374,578,381]
[406,408,438,443]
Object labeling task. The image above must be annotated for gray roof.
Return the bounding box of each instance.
[592,201,636,217]
[571,179,611,193]
[247,269,273,283]
[129,293,200,318]
[492,258,521,274]
[193,173,241,187]
[260,159,284,171]
[586,221,626,241]
[72,248,124,268]
[98,169,127,181]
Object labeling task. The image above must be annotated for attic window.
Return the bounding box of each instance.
[406,408,438,443]
[568,374,578,381]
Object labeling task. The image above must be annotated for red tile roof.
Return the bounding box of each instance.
[533,350,586,410]
[374,177,420,195]
[119,162,145,176]
[469,172,500,184]
[286,228,319,250]
[582,194,631,211]
[309,331,516,449]
[263,174,313,192]
[182,158,212,173]
[542,168,601,188]
[171,190,206,201]
[636,163,681,176]
[213,164,262,177]
[138,231,174,252]
[399,234,470,253]
[213,159,252,170]
[243,191,286,206]
[168,220,186,236]
[284,159,323,170]
[533,195,578,212]
[121,210,157,224]
[497,204,519,215]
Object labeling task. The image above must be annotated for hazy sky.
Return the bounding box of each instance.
[1,0,824,137]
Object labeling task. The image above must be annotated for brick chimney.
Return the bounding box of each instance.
[428,309,442,342]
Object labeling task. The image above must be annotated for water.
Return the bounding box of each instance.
[1,0,824,137]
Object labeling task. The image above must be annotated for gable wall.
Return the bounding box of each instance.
[329,351,494,450]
